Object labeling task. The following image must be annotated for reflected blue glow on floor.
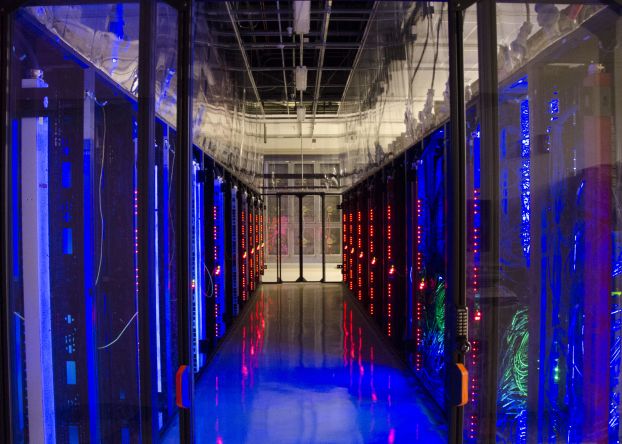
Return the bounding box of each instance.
[163,284,446,443]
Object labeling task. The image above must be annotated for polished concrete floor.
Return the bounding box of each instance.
[262,263,343,283]
[164,284,446,443]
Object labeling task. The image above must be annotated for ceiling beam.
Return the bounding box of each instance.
[224,1,265,116]
[310,0,332,137]
[206,41,362,50]
[276,0,289,115]
[204,8,397,17]
[204,66,367,72]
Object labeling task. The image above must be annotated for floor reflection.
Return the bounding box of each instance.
[164,284,446,443]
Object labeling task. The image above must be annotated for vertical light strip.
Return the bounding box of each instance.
[520,99,531,266]
[357,209,362,301]
[22,117,56,442]
[416,197,423,370]
[214,178,226,338]
[369,206,375,316]
[154,164,162,393]
[386,203,393,337]
[469,127,482,440]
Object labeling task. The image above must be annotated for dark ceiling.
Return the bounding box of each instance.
[196,1,376,115]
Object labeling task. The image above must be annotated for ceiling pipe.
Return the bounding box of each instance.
[208,41,361,50]
[225,1,265,116]
[337,1,379,115]
[200,65,376,72]
[276,0,290,115]
[204,8,408,17]
[310,0,332,137]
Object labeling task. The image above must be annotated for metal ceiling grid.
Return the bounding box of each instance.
[198,0,375,116]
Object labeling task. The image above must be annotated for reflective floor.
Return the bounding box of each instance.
[163,284,446,443]
[262,264,344,283]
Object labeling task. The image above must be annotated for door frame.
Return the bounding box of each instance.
[263,192,341,284]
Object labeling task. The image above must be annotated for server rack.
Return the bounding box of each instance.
[211,165,227,342]
[228,180,240,321]
[464,104,482,443]
[367,175,383,322]
[199,156,215,353]
[417,127,449,403]
[342,8,622,439]
[155,122,178,430]
[190,158,206,373]
[239,188,250,306]
[341,197,349,288]
[2,9,264,441]
[354,188,367,307]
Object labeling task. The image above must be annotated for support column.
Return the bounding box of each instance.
[176,0,195,442]
[448,0,469,442]
[476,0,500,441]
[0,6,12,443]
[296,195,306,282]
[137,0,157,440]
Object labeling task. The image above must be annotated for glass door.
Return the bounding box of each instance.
[263,195,279,282]
[301,195,321,282]
[323,195,342,282]
[269,193,341,283]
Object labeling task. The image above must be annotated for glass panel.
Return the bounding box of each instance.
[470,3,621,442]
[154,3,179,436]
[293,163,314,189]
[324,196,342,282]
[263,195,279,283]
[302,195,322,282]
[339,1,450,184]
[462,4,482,443]
[282,196,299,282]
[7,3,148,441]
[192,1,264,187]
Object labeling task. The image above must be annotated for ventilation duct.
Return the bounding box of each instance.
[293,1,310,35]
[295,66,308,91]
[297,106,306,122]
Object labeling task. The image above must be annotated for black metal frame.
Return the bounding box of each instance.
[175,0,195,443]
[474,1,500,441]
[136,0,158,440]
[0,5,11,444]
[264,192,341,284]
[447,1,467,443]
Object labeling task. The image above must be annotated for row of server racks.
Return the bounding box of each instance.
[4,8,264,443]
[342,6,622,443]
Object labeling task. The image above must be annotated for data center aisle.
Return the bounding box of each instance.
[164,283,446,443]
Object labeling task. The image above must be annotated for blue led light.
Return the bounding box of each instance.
[154,163,163,395]
[610,291,622,440]
[68,425,79,444]
[66,361,77,385]
[63,228,73,255]
[82,137,100,443]
[191,161,205,371]
[509,75,528,90]
[12,120,19,279]
[520,99,531,267]
[62,162,72,188]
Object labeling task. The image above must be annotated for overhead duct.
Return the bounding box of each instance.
[297,105,306,122]
[293,0,311,35]
[295,65,308,91]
